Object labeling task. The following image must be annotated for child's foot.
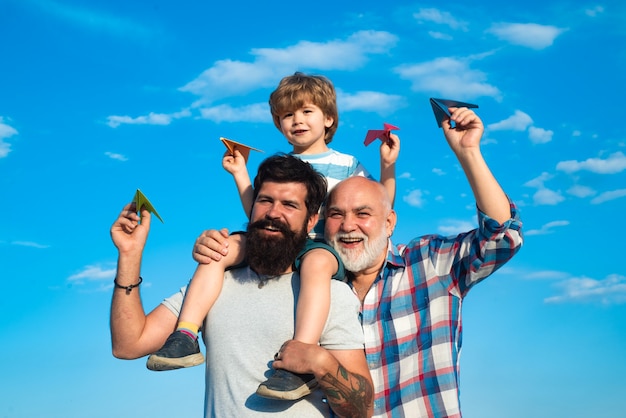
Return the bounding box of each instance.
[256,369,318,400]
[146,330,204,371]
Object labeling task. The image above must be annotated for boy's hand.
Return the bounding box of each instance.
[192,228,230,264]
[379,133,400,167]
[442,107,484,153]
[222,149,247,175]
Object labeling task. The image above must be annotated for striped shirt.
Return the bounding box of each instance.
[296,149,372,240]
[361,202,523,417]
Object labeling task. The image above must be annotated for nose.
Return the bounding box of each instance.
[265,203,281,220]
[292,111,302,124]
[339,213,356,232]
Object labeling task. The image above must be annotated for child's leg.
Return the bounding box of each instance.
[147,233,246,371]
[256,241,341,400]
[293,248,336,344]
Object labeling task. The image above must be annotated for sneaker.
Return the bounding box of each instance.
[256,369,318,400]
[146,330,204,371]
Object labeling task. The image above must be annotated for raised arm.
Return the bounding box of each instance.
[379,133,400,207]
[274,340,373,417]
[223,149,254,219]
[109,204,177,359]
[443,107,511,224]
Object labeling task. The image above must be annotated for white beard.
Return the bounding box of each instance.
[328,226,388,273]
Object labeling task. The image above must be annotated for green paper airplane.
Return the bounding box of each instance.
[133,189,164,223]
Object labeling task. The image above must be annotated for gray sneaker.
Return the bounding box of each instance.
[256,369,318,400]
[146,331,204,371]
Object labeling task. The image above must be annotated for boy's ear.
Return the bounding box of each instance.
[324,115,334,128]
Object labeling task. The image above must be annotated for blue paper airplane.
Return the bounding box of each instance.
[430,98,479,128]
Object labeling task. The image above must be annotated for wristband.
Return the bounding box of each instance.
[114,277,143,295]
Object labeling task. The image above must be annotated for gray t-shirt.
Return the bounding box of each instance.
[162,266,364,417]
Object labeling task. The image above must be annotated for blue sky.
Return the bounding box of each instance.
[1,0,625,417]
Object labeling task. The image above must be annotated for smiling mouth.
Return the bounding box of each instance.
[339,237,363,244]
[292,129,307,134]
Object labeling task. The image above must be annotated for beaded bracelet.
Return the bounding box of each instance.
[114,277,143,295]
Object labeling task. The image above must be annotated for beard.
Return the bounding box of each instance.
[246,218,309,277]
[327,225,388,273]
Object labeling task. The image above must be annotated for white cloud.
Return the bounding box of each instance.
[394,57,500,100]
[523,270,570,280]
[532,187,565,205]
[413,8,469,31]
[0,140,10,158]
[0,117,18,158]
[180,31,398,101]
[567,185,596,198]
[585,6,604,17]
[590,189,626,204]
[523,172,552,189]
[398,172,413,180]
[105,151,128,161]
[11,241,50,249]
[556,152,626,174]
[403,189,424,207]
[338,90,406,114]
[68,264,116,282]
[107,109,190,128]
[199,103,270,123]
[545,274,626,305]
[487,23,566,49]
[438,219,475,236]
[432,168,446,176]
[428,31,453,41]
[528,126,553,144]
[525,220,569,236]
[488,110,533,131]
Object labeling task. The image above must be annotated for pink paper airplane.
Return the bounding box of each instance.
[363,123,400,146]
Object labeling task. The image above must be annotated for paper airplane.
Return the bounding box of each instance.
[430,98,479,128]
[133,189,163,223]
[220,137,263,162]
[363,123,400,146]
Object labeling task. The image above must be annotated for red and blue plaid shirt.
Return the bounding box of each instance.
[358,202,523,417]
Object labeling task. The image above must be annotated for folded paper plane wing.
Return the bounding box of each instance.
[133,189,163,223]
[220,137,263,162]
[430,98,479,128]
[364,123,400,146]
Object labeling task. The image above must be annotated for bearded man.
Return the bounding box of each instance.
[109,154,373,418]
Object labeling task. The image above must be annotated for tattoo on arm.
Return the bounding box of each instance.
[320,364,373,418]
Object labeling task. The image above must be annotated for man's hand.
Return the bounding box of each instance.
[442,107,484,153]
[110,203,151,255]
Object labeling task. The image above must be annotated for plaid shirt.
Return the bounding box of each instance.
[359,203,523,417]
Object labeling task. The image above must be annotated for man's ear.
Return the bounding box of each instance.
[386,209,397,237]
[307,213,320,233]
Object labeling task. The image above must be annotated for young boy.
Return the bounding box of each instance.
[146,72,400,400]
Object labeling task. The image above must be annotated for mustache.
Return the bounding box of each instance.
[248,218,291,235]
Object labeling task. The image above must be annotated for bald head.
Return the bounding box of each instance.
[327,177,391,213]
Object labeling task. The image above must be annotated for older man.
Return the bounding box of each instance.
[196,106,523,417]
[110,154,373,417]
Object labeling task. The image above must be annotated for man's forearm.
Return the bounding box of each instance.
[110,251,147,359]
[319,363,373,418]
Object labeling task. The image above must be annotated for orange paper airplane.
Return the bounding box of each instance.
[220,137,263,162]
[364,123,400,146]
